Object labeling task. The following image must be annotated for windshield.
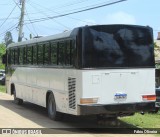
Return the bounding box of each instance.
[82,25,155,68]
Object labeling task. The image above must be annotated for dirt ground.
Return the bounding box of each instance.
[0,92,157,137]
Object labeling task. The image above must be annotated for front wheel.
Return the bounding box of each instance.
[47,93,63,121]
[13,89,23,105]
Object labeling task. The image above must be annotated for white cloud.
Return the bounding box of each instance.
[103,11,136,25]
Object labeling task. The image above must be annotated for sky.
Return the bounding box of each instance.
[0,0,160,43]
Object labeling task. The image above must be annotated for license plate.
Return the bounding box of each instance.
[114,93,127,101]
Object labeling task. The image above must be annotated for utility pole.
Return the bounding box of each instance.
[18,0,25,42]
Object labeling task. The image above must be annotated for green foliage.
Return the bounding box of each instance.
[0,43,6,69]
[154,42,160,58]
[0,85,6,93]
[154,42,158,48]
[156,64,160,69]
[4,31,13,46]
[0,63,5,69]
[0,43,6,57]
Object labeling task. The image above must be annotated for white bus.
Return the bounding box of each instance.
[4,24,156,121]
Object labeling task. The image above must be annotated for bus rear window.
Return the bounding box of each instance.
[82,25,155,68]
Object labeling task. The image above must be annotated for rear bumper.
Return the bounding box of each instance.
[78,102,155,115]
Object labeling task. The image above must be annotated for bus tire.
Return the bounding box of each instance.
[47,93,63,121]
[13,89,23,105]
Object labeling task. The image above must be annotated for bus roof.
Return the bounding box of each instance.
[7,24,151,49]
[7,30,73,48]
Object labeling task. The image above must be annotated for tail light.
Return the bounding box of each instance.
[142,95,156,101]
[80,98,98,104]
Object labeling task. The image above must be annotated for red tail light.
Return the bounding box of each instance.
[142,95,156,101]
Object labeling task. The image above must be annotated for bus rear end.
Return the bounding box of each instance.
[76,25,155,116]
[78,68,155,116]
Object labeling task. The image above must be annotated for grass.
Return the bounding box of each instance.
[0,85,6,93]
[120,112,160,128]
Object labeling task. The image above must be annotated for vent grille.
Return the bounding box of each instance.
[68,77,76,109]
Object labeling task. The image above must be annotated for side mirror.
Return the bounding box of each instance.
[2,54,6,64]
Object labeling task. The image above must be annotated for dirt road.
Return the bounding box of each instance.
[0,92,156,137]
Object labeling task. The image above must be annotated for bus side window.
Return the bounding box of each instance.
[58,42,65,66]
[70,40,74,66]
[23,46,26,64]
[17,48,20,65]
[44,43,50,65]
[7,50,11,65]
[65,40,74,66]
[33,45,37,65]
[19,47,23,65]
[51,42,57,65]
[14,48,18,65]
[65,40,71,66]
[38,44,43,65]
[71,40,76,66]
[27,45,33,65]
[10,49,14,64]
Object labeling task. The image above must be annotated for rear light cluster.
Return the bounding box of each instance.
[142,95,156,101]
[80,98,98,104]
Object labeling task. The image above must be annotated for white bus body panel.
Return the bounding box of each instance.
[80,69,155,104]
[10,67,78,115]
[9,67,155,115]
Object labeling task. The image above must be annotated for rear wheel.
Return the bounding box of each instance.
[13,89,23,105]
[47,93,63,121]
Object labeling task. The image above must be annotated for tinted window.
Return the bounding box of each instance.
[44,43,50,65]
[58,42,65,65]
[65,40,71,66]
[82,25,155,68]
[19,47,23,65]
[10,49,14,64]
[23,46,27,64]
[27,46,33,64]
[65,40,74,66]
[38,44,43,64]
[7,50,11,65]
[33,45,37,65]
[14,48,18,64]
[70,40,75,66]
[51,42,57,65]
[8,40,75,67]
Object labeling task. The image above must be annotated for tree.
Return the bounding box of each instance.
[154,42,160,57]
[0,43,6,57]
[4,31,13,46]
[0,43,6,69]
[154,42,158,48]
